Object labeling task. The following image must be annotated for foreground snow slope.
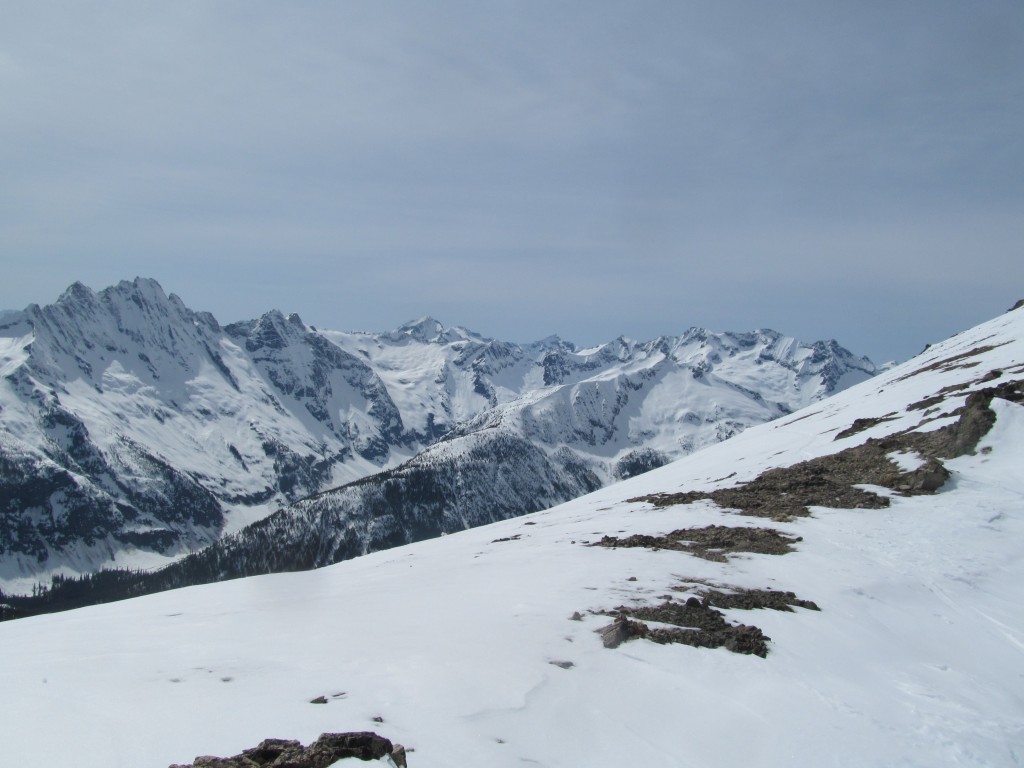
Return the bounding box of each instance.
[0,305,1021,767]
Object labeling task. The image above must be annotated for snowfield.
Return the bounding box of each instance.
[1,305,1022,767]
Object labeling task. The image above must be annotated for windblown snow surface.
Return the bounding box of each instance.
[1,306,1022,767]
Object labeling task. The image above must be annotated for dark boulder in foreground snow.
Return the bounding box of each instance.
[169,732,406,768]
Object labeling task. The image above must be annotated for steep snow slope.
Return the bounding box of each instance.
[1,280,875,592]
[0,305,1020,767]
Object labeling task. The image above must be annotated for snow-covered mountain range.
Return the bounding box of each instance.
[1,301,1020,767]
[0,278,877,592]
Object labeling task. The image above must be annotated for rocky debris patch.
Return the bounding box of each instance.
[906,394,947,412]
[627,446,896,520]
[907,371,1006,417]
[169,732,407,768]
[627,382,1024,520]
[629,434,960,520]
[597,599,771,657]
[917,368,1005,403]
[592,525,801,561]
[904,381,1024,458]
[834,413,899,439]
[681,585,820,612]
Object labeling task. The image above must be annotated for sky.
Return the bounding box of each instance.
[1,1,1021,363]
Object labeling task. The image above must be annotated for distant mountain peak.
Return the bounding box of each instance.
[391,316,488,345]
[396,316,447,341]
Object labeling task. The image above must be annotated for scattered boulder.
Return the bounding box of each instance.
[895,458,949,493]
[598,615,649,649]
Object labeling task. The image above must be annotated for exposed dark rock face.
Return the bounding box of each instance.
[169,732,406,768]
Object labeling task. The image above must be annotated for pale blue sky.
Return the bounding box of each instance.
[1,1,1022,362]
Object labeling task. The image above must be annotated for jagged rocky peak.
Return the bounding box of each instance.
[527,334,575,353]
[57,279,96,305]
[605,335,638,360]
[44,277,191,329]
[14,277,223,382]
[230,309,309,351]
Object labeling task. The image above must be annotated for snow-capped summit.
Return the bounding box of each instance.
[393,316,449,343]
[1,279,878,592]
[1,301,1020,768]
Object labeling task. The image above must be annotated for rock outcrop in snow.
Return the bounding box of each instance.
[168,732,406,768]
